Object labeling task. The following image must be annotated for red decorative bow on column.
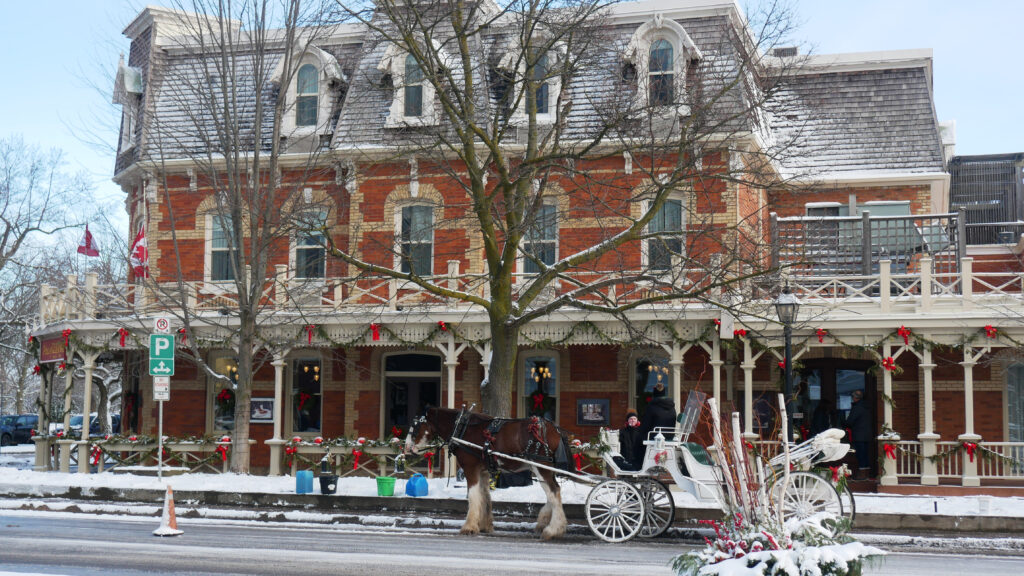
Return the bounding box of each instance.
[881,357,896,371]
[424,451,435,475]
[713,319,721,326]
[371,323,380,341]
[437,320,448,331]
[32,365,40,374]
[816,329,828,343]
[61,329,72,346]
[305,325,315,344]
[897,326,912,346]
[984,325,998,339]
[573,453,583,472]
[285,445,297,466]
[216,445,228,461]
[91,445,102,466]
[118,327,129,347]
[733,329,747,338]
[883,443,896,460]
[352,449,363,470]
[963,442,977,463]
[778,359,786,370]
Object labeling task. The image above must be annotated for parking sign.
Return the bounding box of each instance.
[149,334,175,376]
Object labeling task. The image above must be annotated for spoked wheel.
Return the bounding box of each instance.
[772,471,844,526]
[636,478,675,538]
[585,479,646,543]
[838,483,856,527]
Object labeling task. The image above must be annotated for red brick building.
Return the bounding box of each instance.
[30,0,1024,491]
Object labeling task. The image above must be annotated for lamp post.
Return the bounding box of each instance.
[775,285,800,442]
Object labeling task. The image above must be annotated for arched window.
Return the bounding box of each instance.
[404,54,424,117]
[648,39,674,106]
[400,204,433,275]
[296,64,319,126]
[533,51,550,115]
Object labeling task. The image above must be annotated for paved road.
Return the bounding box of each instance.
[2,513,1023,575]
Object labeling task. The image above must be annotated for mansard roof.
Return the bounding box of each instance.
[116,0,946,182]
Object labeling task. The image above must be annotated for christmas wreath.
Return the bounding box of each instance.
[215,388,235,414]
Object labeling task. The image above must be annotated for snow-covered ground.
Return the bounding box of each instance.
[2,443,1024,518]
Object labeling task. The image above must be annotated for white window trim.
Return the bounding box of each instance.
[204,212,237,283]
[499,44,565,126]
[275,47,343,138]
[516,199,559,277]
[520,351,560,422]
[379,44,442,127]
[641,191,688,272]
[625,15,701,111]
[393,202,436,277]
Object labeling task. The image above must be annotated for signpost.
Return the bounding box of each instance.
[150,319,174,479]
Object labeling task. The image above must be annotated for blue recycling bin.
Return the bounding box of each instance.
[296,470,314,494]
[405,473,428,497]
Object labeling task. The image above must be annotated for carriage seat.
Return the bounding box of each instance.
[597,429,644,477]
[680,442,713,467]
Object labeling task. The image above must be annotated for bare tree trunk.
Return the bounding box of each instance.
[231,312,257,473]
[485,322,519,418]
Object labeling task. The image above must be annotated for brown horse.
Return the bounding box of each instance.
[405,406,572,539]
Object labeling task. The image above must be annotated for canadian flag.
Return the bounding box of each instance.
[129,225,149,278]
[77,224,99,257]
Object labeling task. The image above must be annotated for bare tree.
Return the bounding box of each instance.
[136,0,343,472]
[327,0,808,416]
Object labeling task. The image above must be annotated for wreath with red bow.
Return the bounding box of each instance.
[216,388,235,414]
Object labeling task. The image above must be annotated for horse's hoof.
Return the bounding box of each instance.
[460,526,480,536]
[541,526,565,540]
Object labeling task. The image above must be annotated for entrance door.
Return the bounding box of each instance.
[383,353,441,434]
[797,360,876,469]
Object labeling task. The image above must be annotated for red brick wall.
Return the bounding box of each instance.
[768,185,933,218]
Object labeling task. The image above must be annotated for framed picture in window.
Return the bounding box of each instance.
[250,398,275,424]
[576,398,610,426]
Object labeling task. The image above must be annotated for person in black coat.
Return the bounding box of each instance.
[640,382,678,443]
[613,409,644,471]
[845,389,872,478]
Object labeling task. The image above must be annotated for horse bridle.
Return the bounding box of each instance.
[410,405,469,454]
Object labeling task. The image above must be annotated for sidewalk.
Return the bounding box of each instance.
[3,445,1024,535]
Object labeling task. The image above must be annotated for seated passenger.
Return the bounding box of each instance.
[612,409,644,471]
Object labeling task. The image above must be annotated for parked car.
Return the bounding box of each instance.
[65,413,121,436]
[1,414,38,445]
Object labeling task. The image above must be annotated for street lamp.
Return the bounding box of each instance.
[775,285,800,442]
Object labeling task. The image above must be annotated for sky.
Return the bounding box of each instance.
[0,0,1021,238]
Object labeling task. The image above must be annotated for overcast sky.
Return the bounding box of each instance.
[0,0,1020,236]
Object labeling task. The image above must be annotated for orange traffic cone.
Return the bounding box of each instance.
[153,485,184,537]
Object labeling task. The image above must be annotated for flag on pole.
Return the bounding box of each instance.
[130,225,149,278]
[77,224,100,257]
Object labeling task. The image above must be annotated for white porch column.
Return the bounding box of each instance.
[670,349,684,414]
[77,353,99,474]
[958,345,986,487]
[58,348,76,473]
[436,334,467,478]
[741,340,756,439]
[879,342,898,486]
[710,337,723,403]
[267,351,289,476]
[918,346,939,486]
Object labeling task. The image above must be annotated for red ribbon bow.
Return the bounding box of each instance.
[58,362,66,372]
[28,336,34,345]
[829,466,840,483]
[733,329,747,338]
[744,441,754,451]
[352,449,362,470]
[424,451,435,475]
[298,392,311,410]
[305,325,315,344]
[437,320,447,332]
[371,323,380,341]
[816,328,828,343]
[882,357,896,371]
[573,453,583,472]
[883,443,896,460]
[963,442,977,462]
[62,329,72,346]
[118,327,129,347]
[285,446,298,455]
[91,445,102,465]
[897,326,912,346]
[713,319,721,326]
[531,392,545,410]
[391,426,402,438]
[32,365,40,374]
[178,328,187,344]
[56,430,64,438]
[216,445,228,461]
[778,359,786,370]
[985,325,998,339]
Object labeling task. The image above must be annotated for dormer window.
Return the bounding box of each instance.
[296,64,319,127]
[533,52,550,114]
[648,39,674,107]
[404,54,424,117]
[498,43,563,125]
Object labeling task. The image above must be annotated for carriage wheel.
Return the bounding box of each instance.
[636,479,674,538]
[772,472,844,526]
[838,483,856,527]
[585,479,646,543]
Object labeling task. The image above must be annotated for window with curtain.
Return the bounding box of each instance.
[648,39,674,106]
[296,64,318,126]
[648,198,683,271]
[400,205,433,276]
[296,210,326,279]
[404,54,424,117]
[210,214,236,281]
[523,204,557,273]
